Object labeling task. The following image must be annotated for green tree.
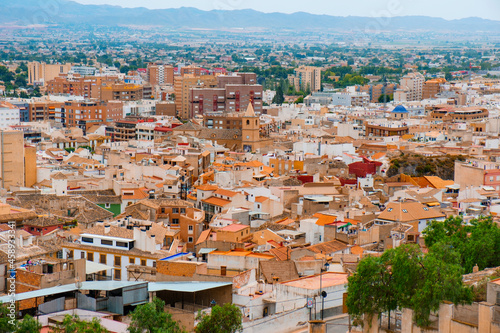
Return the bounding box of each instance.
[56,314,109,333]
[16,315,42,333]
[272,83,284,105]
[0,303,16,332]
[423,216,500,273]
[195,303,242,333]
[346,255,394,325]
[347,244,472,328]
[378,94,393,103]
[128,297,184,333]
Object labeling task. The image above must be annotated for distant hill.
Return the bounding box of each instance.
[1,0,499,32]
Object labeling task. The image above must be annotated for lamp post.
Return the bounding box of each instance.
[320,262,330,320]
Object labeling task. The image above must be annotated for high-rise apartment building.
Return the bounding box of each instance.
[288,66,322,92]
[356,83,398,103]
[27,61,72,86]
[63,100,123,132]
[423,78,447,99]
[0,130,25,190]
[46,75,120,99]
[101,83,143,101]
[174,75,218,119]
[189,73,262,117]
[29,100,64,122]
[399,72,425,101]
[147,64,175,86]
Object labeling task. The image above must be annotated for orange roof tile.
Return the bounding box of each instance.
[220,224,248,232]
[214,189,239,197]
[202,197,231,207]
[254,196,269,203]
[315,214,337,226]
[197,184,219,191]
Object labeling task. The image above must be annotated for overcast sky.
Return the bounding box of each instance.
[73,0,499,20]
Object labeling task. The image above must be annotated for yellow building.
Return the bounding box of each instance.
[0,130,25,190]
[288,66,322,92]
[27,61,72,86]
[174,75,217,119]
[24,145,37,188]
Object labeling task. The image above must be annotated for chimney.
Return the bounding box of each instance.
[140,228,147,252]
[104,225,110,234]
[133,226,141,249]
[149,234,156,253]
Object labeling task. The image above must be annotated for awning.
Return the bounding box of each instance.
[198,248,217,255]
[86,260,114,274]
[426,202,440,207]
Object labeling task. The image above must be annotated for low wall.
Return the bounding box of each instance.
[242,307,309,333]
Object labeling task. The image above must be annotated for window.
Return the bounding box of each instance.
[387,208,393,212]
[114,256,121,266]
[88,252,94,261]
[153,261,156,268]
[100,254,106,264]
[129,257,135,264]
[423,207,429,211]
[188,237,193,243]
[181,208,186,214]
[402,209,408,213]
[172,208,179,214]
[101,239,113,246]
[81,252,85,259]
[188,225,193,231]
[172,219,179,225]
[114,269,121,280]
[82,237,93,244]
[105,203,111,208]
[141,259,146,266]
[116,241,128,248]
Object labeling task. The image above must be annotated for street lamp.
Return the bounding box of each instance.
[320,261,330,320]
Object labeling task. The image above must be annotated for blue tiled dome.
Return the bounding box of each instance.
[392,105,408,113]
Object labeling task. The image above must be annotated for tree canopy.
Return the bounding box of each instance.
[195,303,242,333]
[128,297,185,333]
[422,215,500,273]
[55,314,109,333]
[347,243,472,327]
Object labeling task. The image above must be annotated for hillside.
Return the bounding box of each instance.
[1,0,499,32]
[386,153,466,180]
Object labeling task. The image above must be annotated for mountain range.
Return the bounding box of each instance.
[1,0,499,32]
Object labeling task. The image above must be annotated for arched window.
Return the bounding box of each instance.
[246,120,250,125]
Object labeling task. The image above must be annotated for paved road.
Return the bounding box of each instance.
[326,315,350,333]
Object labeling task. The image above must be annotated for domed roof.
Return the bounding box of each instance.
[392,105,408,113]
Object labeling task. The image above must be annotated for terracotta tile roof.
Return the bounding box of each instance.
[81,225,134,239]
[220,224,248,232]
[314,213,337,226]
[350,245,364,256]
[307,239,349,254]
[214,189,239,198]
[254,196,269,203]
[281,272,348,290]
[122,189,149,201]
[378,201,445,223]
[260,260,299,283]
[197,184,219,191]
[269,247,292,261]
[196,228,212,245]
[202,197,231,207]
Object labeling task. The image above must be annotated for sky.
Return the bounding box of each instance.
[72,0,500,21]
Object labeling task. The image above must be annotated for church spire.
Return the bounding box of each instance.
[243,103,256,117]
